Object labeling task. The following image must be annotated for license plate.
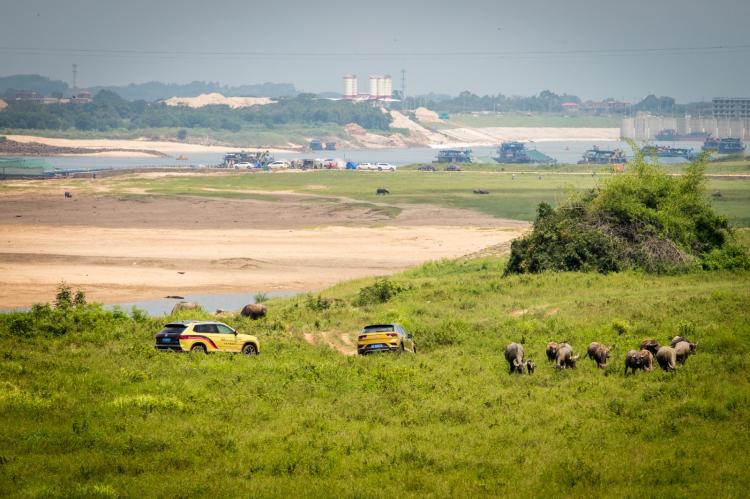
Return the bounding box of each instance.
[368,344,386,350]
[161,338,172,343]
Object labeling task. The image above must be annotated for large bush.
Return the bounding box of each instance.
[506,152,749,274]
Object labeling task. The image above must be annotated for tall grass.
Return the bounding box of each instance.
[1,258,748,497]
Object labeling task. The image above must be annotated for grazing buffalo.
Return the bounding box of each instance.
[241,303,267,320]
[555,344,578,369]
[504,342,526,374]
[171,301,200,314]
[546,342,560,362]
[585,342,611,369]
[639,339,661,356]
[64,191,73,198]
[376,188,390,195]
[472,189,489,195]
[625,349,655,375]
[673,340,696,365]
[525,360,536,374]
[656,346,677,372]
[638,349,654,371]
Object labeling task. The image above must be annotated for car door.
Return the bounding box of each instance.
[216,323,240,352]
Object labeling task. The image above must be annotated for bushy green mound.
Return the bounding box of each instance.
[507,153,749,274]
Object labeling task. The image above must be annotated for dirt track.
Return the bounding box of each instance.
[0,186,526,308]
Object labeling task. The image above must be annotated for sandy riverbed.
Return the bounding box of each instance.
[0,183,526,308]
[4,135,295,156]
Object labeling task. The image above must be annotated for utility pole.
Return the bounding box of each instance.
[401,69,406,112]
[72,64,78,93]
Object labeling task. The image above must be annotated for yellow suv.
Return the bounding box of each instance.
[357,323,416,355]
[154,320,259,355]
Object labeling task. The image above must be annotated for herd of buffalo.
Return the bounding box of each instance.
[504,336,698,375]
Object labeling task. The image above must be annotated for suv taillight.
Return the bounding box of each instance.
[386,333,398,337]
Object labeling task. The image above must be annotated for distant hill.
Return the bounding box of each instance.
[0,74,70,98]
[0,74,298,101]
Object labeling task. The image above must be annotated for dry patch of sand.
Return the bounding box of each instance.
[165,93,275,109]
[4,135,294,156]
[0,185,526,307]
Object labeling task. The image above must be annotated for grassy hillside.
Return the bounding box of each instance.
[103,169,750,227]
[1,260,749,497]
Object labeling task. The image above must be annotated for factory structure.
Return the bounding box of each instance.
[342,74,395,102]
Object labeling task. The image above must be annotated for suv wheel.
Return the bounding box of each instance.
[190,343,207,354]
[242,343,258,356]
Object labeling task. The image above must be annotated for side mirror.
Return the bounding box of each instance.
[407,334,413,339]
[233,330,238,336]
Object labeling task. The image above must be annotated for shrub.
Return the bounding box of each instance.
[506,151,740,274]
[305,294,331,311]
[353,279,408,306]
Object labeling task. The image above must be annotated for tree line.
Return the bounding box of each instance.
[0,91,392,132]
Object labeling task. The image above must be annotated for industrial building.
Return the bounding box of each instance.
[621,113,749,141]
[713,98,750,119]
[341,74,394,101]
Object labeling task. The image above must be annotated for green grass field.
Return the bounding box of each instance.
[2,161,750,496]
[105,169,750,227]
[1,260,748,497]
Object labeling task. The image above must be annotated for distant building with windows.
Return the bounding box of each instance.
[713,98,750,119]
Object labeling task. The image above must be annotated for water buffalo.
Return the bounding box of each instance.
[525,360,536,374]
[171,301,200,313]
[624,350,641,375]
[241,303,267,320]
[585,342,611,369]
[64,191,73,198]
[546,342,560,362]
[555,344,578,369]
[472,189,489,195]
[376,188,390,195]
[504,342,526,374]
[673,340,696,365]
[638,349,654,371]
[639,339,661,356]
[656,346,677,372]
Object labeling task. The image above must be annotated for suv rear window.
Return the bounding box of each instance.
[363,325,395,333]
[159,325,187,334]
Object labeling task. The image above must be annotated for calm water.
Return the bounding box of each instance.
[109,290,301,316]
[1,290,302,316]
[35,140,701,171]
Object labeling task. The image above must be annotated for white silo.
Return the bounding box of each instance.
[343,74,357,99]
[377,77,386,100]
[369,76,379,100]
[383,75,393,100]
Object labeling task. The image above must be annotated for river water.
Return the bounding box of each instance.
[35,140,700,171]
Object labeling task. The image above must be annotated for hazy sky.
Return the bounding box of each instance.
[1,0,748,101]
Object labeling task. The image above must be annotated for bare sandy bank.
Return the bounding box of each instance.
[4,135,296,156]
[0,187,525,308]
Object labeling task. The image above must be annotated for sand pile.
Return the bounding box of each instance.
[165,93,275,109]
[415,107,440,122]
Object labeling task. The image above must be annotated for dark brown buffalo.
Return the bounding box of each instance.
[241,303,267,319]
[639,339,661,356]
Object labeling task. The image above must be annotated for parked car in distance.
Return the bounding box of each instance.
[445,164,462,171]
[417,165,436,171]
[154,320,260,355]
[357,323,416,355]
[234,161,255,168]
[357,162,377,170]
[375,162,396,171]
[267,160,290,169]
